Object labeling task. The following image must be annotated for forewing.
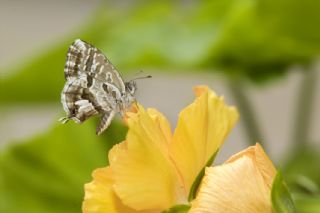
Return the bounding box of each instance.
[64,39,126,94]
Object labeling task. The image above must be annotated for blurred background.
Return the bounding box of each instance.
[0,0,320,212]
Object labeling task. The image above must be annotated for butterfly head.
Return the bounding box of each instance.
[125,75,152,96]
[125,81,137,95]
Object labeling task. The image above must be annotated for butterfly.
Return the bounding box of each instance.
[60,39,149,135]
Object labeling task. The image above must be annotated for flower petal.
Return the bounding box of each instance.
[82,167,140,213]
[109,105,186,211]
[190,156,273,213]
[226,143,276,188]
[170,86,239,194]
[147,108,172,145]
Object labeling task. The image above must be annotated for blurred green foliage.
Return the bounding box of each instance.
[162,204,191,213]
[0,120,126,213]
[284,148,320,193]
[0,9,112,103]
[282,148,320,213]
[1,0,320,212]
[294,195,320,213]
[207,0,320,81]
[271,172,295,213]
[2,0,320,104]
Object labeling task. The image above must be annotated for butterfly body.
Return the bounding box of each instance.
[60,39,136,135]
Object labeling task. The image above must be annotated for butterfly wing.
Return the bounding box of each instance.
[61,39,126,134]
[61,77,100,123]
[64,39,126,94]
[96,110,116,135]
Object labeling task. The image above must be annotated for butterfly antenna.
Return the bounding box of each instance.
[131,70,152,81]
[131,75,152,81]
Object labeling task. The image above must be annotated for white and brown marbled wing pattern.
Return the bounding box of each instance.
[64,39,126,94]
[61,76,100,123]
[61,39,127,134]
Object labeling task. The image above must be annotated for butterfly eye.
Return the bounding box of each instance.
[125,81,136,94]
[130,82,137,94]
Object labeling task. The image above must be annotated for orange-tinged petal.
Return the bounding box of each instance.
[82,167,141,213]
[190,144,276,213]
[123,102,139,124]
[226,143,276,188]
[109,105,186,211]
[170,86,239,194]
[193,85,209,97]
[190,157,274,213]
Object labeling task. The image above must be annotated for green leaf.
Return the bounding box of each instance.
[204,0,320,83]
[188,149,219,201]
[282,147,320,194]
[271,171,296,213]
[162,204,191,213]
[294,194,320,213]
[0,120,126,213]
[281,147,320,213]
[258,0,320,44]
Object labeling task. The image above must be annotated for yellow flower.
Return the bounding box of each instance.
[189,143,277,213]
[82,86,239,212]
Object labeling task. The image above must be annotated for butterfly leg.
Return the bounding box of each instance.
[58,117,69,124]
[96,110,116,135]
